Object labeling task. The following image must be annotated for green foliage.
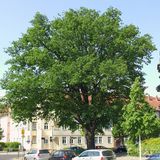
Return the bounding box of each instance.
[142,138,160,155]
[1,7,156,148]
[126,140,139,156]
[0,142,5,150]
[122,77,160,142]
[5,142,20,151]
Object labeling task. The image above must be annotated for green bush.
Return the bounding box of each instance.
[3,148,9,152]
[142,138,160,155]
[0,142,5,150]
[5,142,21,151]
[126,140,139,156]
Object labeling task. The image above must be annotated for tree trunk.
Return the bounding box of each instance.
[84,128,95,149]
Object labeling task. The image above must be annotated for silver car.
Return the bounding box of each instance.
[24,149,50,160]
[72,149,116,160]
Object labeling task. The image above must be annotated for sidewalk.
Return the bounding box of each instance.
[0,151,25,160]
[117,156,146,160]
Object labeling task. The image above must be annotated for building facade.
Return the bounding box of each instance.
[0,114,114,151]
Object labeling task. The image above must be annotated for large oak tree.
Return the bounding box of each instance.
[1,7,156,149]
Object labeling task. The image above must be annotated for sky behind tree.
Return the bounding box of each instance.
[0,0,160,96]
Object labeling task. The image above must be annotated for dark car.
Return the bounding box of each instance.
[114,146,127,153]
[67,146,85,155]
[145,153,160,160]
[49,150,76,160]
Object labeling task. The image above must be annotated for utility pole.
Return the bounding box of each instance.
[139,135,142,160]
[21,127,25,156]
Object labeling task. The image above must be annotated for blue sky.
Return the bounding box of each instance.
[0,0,160,96]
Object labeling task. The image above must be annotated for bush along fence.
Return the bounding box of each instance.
[125,138,160,157]
[0,142,21,152]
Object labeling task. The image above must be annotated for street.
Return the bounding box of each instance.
[0,151,25,160]
[0,152,147,160]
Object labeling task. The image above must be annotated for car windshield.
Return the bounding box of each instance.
[102,150,113,156]
[79,151,88,157]
[29,150,37,154]
[39,149,49,154]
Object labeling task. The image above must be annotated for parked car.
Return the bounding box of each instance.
[114,146,127,153]
[24,149,50,160]
[49,149,76,160]
[145,153,160,160]
[67,146,85,155]
[72,149,116,160]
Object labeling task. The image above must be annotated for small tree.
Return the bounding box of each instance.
[122,77,160,143]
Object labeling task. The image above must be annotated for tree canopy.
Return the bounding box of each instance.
[1,7,156,148]
[122,77,160,143]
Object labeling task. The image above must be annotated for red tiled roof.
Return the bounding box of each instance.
[145,96,160,110]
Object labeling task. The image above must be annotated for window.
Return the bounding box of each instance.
[95,137,102,144]
[78,137,81,144]
[59,151,64,156]
[32,136,37,144]
[88,151,100,156]
[44,123,48,130]
[53,151,60,157]
[39,149,49,154]
[62,137,67,144]
[99,137,102,144]
[102,150,113,156]
[32,122,37,131]
[107,136,112,144]
[70,137,74,144]
[44,139,48,144]
[79,151,89,157]
[30,149,37,154]
[95,137,98,144]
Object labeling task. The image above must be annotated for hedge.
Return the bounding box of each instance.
[142,138,160,155]
[0,142,21,151]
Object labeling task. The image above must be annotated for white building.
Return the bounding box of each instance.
[0,113,114,151]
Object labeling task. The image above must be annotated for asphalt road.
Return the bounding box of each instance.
[0,152,147,160]
[0,152,24,160]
